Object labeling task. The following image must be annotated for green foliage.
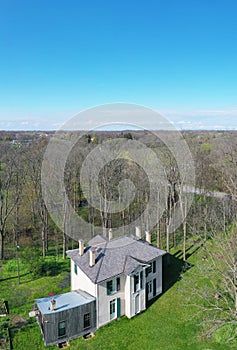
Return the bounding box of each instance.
[0,317,11,330]
[200,142,212,154]
[123,132,133,140]
[92,135,98,144]
[0,317,11,350]
[19,247,68,277]
[3,259,19,273]
[214,323,236,344]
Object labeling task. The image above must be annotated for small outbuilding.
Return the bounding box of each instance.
[36,289,96,346]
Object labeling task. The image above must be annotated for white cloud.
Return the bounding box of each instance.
[0,107,237,131]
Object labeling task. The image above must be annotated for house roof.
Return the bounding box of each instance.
[123,256,149,275]
[87,234,107,246]
[67,235,166,284]
[36,290,95,315]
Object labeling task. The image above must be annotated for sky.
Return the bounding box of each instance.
[0,0,237,130]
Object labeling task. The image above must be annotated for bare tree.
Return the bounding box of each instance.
[0,148,22,260]
[185,228,237,341]
[24,143,49,258]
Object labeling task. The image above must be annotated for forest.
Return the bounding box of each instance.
[0,129,237,348]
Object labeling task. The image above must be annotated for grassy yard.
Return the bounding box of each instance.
[0,239,236,350]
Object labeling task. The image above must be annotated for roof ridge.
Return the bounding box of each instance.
[127,255,147,264]
[122,255,129,273]
[94,242,108,283]
[107,234,135,243]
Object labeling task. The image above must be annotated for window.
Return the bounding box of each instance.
[84,313,91,329]
[145,265,152,277]
[58,321,66,338]
[116,277,120,291]
[107,280,113,295]
[140,271,143,289]
[107,277,120,295]
[153,261,156,273]
[74,263,77,275]
[134,274,139,292]
[153,278,157,297]
[110,299,116,319]
[146,281,153,301]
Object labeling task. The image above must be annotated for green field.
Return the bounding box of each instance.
[0,240,236,350]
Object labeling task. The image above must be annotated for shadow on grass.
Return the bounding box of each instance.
[162,253,192,293]
[0,261,69,285]
[172,240,204,260]
[185,242,204,260]
[0,272,30,282]
[146,252,193,309]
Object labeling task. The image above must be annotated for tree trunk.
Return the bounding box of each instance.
[0,231,4,260]
[183,196,187,261]
[204,198,207,241]
[173,204,176,247]
[157,222,161,248]
[183,219,187,261]
[166,221,170,253]
[62,231,67,260]
[42,227,46,259]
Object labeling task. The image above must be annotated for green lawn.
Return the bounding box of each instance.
[0,240,236,350]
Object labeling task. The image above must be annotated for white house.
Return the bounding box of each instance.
[67,229,166,329]
[35,229,166,346]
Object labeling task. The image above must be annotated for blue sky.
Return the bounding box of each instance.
[0,0,237,130]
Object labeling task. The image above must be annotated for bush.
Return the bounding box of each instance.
[29,259,45,277]
[29,259,62,277]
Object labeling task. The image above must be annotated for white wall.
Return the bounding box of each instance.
[70,260,97,297]
[124,275,131,317]
[97,274,125,328]
[125,267,146,318]
[145,256,163,299]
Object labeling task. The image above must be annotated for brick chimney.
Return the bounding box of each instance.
[79,240,84,256]
[89,248,95,267]
[50,298,56,311]
[145,230,151,244]
[135,226,141,239]
[108,228,113,241]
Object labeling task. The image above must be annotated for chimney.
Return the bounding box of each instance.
[135,226,141,239]
[108,228,113,241]
[79,240,84,256]
[50,298,56,311]
[145,230,151,244]
[89,248,95,267]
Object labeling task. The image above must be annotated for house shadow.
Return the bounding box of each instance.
[146,253,192,308]
[162,253,192,293]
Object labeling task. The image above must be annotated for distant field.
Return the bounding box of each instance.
[0,239,235,350]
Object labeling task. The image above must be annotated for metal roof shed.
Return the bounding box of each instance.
[36,290,96,346]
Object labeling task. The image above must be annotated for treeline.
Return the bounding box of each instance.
[0,130,236,261]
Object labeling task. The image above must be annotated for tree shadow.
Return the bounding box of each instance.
[0,272,29,282]
[171,240,204,260]
[185,242,204,260]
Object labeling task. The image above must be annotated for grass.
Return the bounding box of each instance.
[0,239,236,350]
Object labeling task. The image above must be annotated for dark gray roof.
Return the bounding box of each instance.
[123,256,149,275]
[67,235,166,284]
[87,235,107,246]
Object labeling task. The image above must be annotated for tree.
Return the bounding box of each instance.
[24,142,49,258]
[186,227,237,341]
[0,147,23,260]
